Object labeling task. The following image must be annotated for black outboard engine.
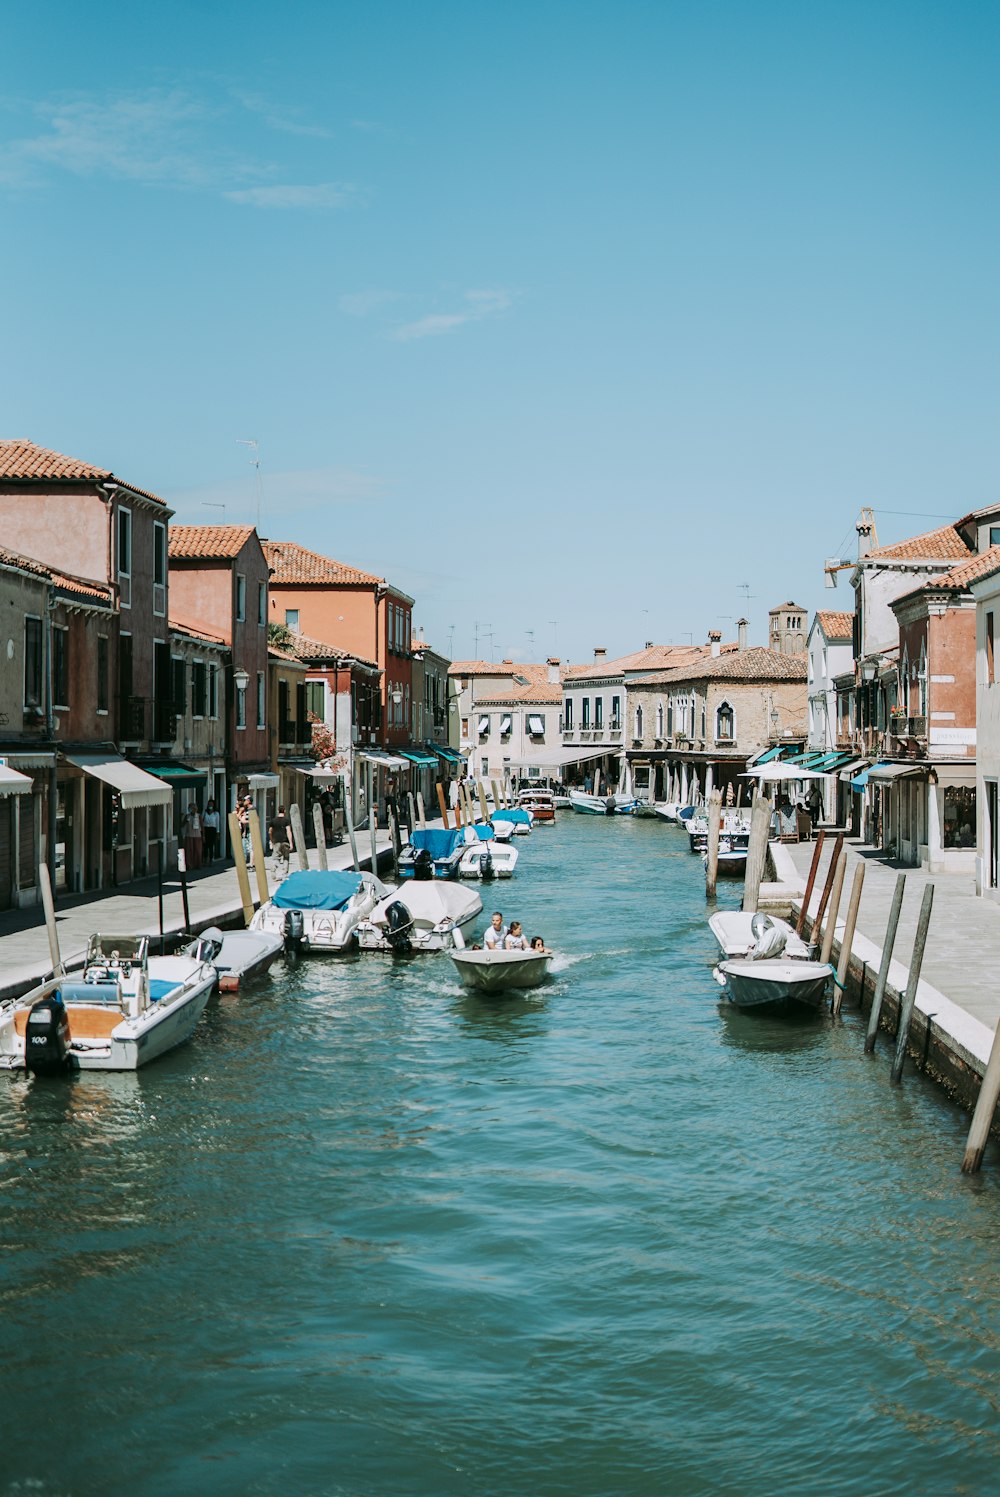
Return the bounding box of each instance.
[24,994,72,1077]
[413,847,433,881]
[480,848,495,882]
[283,908,305,953]
[383,900,414,953]
[604,796,617,815]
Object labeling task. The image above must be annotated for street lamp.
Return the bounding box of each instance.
[233,668,250,692]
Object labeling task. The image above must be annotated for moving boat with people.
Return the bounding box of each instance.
[0,934,216,1074]
[568,789,638,815]
[183,925,284,992]
[448,932,553,994]
[356,880,483,953]
[458,824,519,879]
[397,827,466,879]
[251,869,390,953]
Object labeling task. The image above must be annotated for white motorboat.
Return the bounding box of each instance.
[653,802,683,823]
[397,827,466,878]
[516,789,556,822]
[491,807,534,836]
[707,911,811,960]
[715,958,833,1012]
[0,934,216,1074]
[568,790,637,816]
[250,869,390,953]
[458,825,519,879]
[449,939,553,994]
[356,881,483,953]
[185,925,284,991]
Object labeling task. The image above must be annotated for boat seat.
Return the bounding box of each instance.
[14,1005,123,1039]
[57,980,121,1005]
[148,979,180,1002]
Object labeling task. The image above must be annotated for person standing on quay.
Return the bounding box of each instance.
[182,802,203,871]
[202,799,220,863]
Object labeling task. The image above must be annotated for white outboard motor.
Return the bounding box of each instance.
[748,913,787,961]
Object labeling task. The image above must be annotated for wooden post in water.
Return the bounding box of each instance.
[865,873,906,1051]
[594,769,601,799]
[343,784,361,872]
[416,792,427,830]
[832,861,865,1016]
[705,789,723,902]
[819,850,847,966]
[890,883,934,1085]
[288,803,309,872]
[741,793,773,914]
[810,832,844,945]
[312,803,329,871]
[228,810,255,924]
[436,781,450,828]
[248,808,269,907]
[38,861,64,977]
[961,1020,1000,1173]
[490,779,501,814]
[454,789,464,828]
[177,848,192,930]
[794,829,826,935]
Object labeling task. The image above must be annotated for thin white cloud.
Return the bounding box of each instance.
[339,290,400,317]
[390,289,514,342]
[224,182,359,209]
[234,91,334,139]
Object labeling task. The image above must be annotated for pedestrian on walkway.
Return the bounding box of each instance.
[202,800,220,862]
[182,803,203,871]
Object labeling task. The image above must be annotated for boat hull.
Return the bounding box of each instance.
[718,959,832,1012]
[449,948,552,993]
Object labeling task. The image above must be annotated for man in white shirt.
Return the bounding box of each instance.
[483,912,507,949]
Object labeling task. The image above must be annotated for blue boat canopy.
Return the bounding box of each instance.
[410,828,464,857]
[473,823,494,841]
[492,807,531,824]
[272,870,364,910]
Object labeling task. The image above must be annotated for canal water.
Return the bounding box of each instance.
[1,816,999,1496]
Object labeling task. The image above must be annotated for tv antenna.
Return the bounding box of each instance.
[549,619,558,655]
[202,501,226,522]
[447,623,455,659]
[738,583,757,603]
[526,628,535,657]
[237,439,263,530]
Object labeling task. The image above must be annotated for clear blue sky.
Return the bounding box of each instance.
[3,1,998,663]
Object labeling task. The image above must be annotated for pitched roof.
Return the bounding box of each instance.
[262,539,381,587]
[474,682,562,705]
[0,545,111,604]
[633,647,808,687]
[448,660,551,683]
[0,439,168,507]
[892,545,1000,607]
[564,644,720,681]
[288,632,379,671]
[169,618,228,646]
[865,523,970,563]
[169,524,257,560]
[814,610,853,641]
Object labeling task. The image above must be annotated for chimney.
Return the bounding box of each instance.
[708,629,722,659]
[857,520,873,559]
[547,656,561,683]
[593,647,606,662]
[645,640,654,649]
[737,617,748,651]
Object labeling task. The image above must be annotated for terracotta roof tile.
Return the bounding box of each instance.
[169,524,257,560]
[0,545,110,603]
[0,439,168,507]
[448,660,552,683]
[814,610,853,641]
[865,523,970,563]
[924,545,1000,589]
[169,618,228,646]
[474,682,562,704]
[564,644,719,680]
[262,539,382,587]
[289,632,379,670]
[634,647,808,687]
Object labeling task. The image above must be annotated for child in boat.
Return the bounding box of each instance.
[504,921,528,950]
[530,936,547,952]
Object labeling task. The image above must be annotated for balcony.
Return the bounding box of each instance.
[153,701,177,744]
[118,695,146,741]
[907,715,927,738]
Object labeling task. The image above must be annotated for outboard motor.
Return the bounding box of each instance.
[413,847,433,881]
[480,848,495,882]
[383,900,414,953]
[24,993,72,1077]
[283,908,305,954]
[604,796,617,815]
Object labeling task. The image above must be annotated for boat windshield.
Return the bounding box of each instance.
[87,934,149,967]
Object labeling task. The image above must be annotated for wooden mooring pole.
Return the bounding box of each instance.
[288,803,309,872]
[228,810,255,924]
[794,829,826,936]
[406,792,417,835]
[962,1020,1000,1173]
[416,792,427,830]
[436,781,450,828]
[865,872,905,1054]
[810,832,844,947]
[819,849,847,966]
[705,789,722,902]
[741,792,773,914]
[387,806,401,880]
[248,809,269,907]
[343,786,361,872]
[832,862,865,1017]
[312,803,329,871]
[890,883,935,1086]
[38,861,64,977]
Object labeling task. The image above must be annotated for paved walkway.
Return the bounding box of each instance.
[0,827,397,1001]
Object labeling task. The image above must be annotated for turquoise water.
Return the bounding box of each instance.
[1,815,999,1496]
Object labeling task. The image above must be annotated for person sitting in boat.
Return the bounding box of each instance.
[530,936,548,952]
[504,921,529,950]
[483,912,507,949]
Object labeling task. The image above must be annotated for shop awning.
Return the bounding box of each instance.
[867,762,924,783]
[360,751,409,770]
[507,745,620,770]
[135,759,206,785]
[928,760,977,787]
[1,751,56,769]
[399,749,438,767]
[527,715,545,736]
[748,745,788,766]
[299,766,342,784]
[0,764,33,797]
[247,772,280,791]
[433,746,466,765]
[63,752,172,809]
[477,715,490,736]
[836,758,868,781]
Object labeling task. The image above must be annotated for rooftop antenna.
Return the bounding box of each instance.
[473,619,479,657]
[447,623,455,659]
[202,501,226,523]
[738,583,757,603]
[526,627,535,657]
[237,439,262,530]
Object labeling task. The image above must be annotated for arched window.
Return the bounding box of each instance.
[716,701,734,741]
[635,704,643,739]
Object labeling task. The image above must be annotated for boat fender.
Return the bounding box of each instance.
[383,901,414,953]
[283,909,305,953]
[24,993,73,1077]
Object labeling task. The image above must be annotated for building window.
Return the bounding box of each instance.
[236,680,247,730]
[117,507,131,579]
[943,785,976,849]
[23,616,42,709]
[610,695,621,729]
[192,661,207,718]
[97,636,109,713]
[582,697,591,728]
[209,663,218,719]
[481,757,489,777]
[991,528,1000,547]
[172,657,186,717]
[716,701,735,741]
[594,698,603,729]
[635,705,643,739]
[258,582,267,625]
[52,626,69,708]
[257,672,265,729]
[988,612,996,685]
[656,702,664,737]
[478,714,490,738]
[236,574,246,622]
[285,608,299,631]
[306,681,325,720]
[564,698,573,729]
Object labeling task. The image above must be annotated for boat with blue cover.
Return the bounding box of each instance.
[250,869,390,952]
[0,933,217,1074]
[397,827,466,879]
[490,806,534,836]
[458,823,519,879]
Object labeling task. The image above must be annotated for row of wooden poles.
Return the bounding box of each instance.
[703,788,999,1174]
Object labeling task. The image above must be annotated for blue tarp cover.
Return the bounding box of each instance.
[473,824,494,842]
[272,870,363,910]
[411,828,464,858]
[492,807,531,824]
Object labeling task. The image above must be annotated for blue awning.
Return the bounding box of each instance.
[432,746,465,765]
[399,748,438,767]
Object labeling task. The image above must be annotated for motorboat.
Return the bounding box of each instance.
[652,802,683,823]
[356,880,483,953]
[491,807,534,836]
[707,911,810,960]
[516,789,555,822]
[0,934,216,1074]
[449,933,553,994]
[397,827,466,879]
[459,824,519,879]
[715,958,833,1012]
[250,869,390,953]
[568,790,637,815]
[701,838,749,876]
[184,925,284,991]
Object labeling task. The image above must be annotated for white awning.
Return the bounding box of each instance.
[834,757,868,780]
[360,752,409,770]
[506,745,621,770]
[63,752,172,809]
[527,715,545,735]
[0,765,33,797]
[867,763,923,783]
[478,715,490,736]
[299,766,341,784]
[1,752,56,769]
[247,772,280,790]
[500,714,513,735]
